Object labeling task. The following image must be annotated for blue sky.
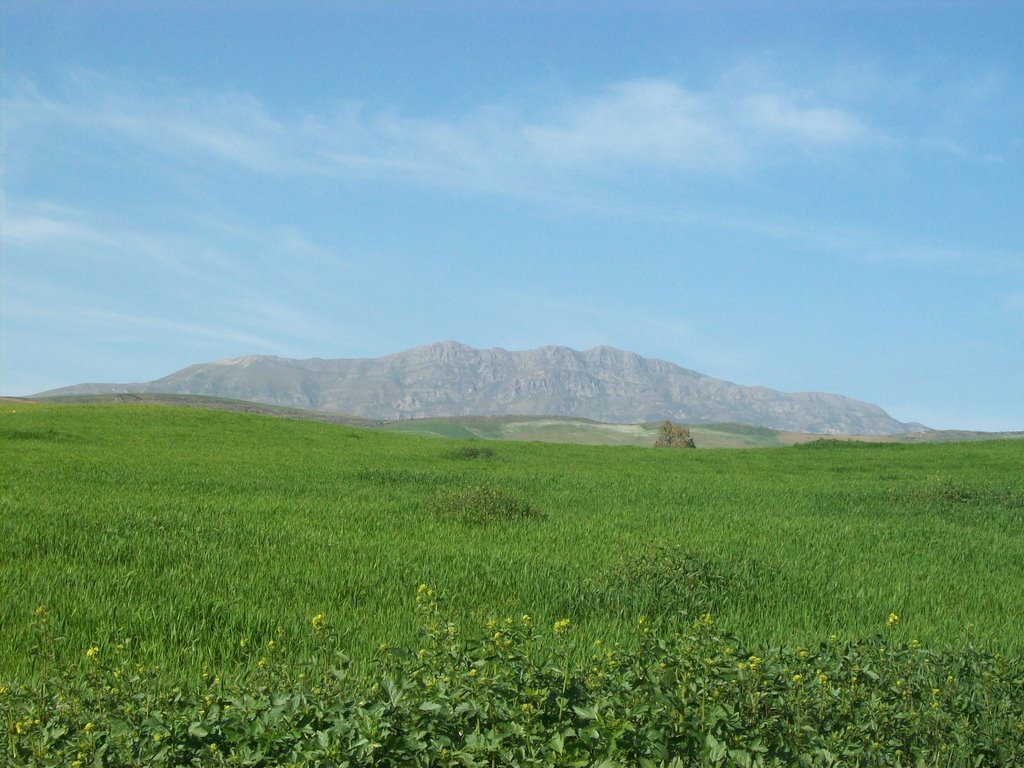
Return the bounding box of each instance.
[2,1,1022,431]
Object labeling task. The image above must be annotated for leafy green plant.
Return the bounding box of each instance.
[6,594,1023,767]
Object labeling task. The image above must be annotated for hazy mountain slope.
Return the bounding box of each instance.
[35,341,917,434]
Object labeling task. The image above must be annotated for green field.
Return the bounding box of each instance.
[3,402,1023,765]
[3,402,1023,679]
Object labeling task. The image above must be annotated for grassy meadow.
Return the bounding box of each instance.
[2,402,1023,765]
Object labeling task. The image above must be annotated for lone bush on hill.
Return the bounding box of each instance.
[655,420,696,448]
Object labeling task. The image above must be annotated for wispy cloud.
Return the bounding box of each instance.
[5,65,1013,298]
[4,69,881,194]
[1,205,102,245]
[1,200,224,284]
[520,80,746,171]
[742,93,869,144]
[1,199,353,356]
[5,72,291,173]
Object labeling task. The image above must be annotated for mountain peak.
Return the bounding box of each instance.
[213,354,266,367]
[424,340,475,353]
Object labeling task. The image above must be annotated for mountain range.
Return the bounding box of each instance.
[35,341,921,435]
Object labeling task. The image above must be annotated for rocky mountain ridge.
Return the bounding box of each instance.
[35,340,919,435]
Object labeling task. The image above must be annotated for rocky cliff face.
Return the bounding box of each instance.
[36,341,916,434]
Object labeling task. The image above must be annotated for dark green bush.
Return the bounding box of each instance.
[577,543,746,622]
[434,484,542,525]
[444,446,497,461]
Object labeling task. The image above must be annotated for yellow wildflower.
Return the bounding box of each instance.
[553,618,571,635]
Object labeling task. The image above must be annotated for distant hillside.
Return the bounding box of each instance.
[35,341,920,435]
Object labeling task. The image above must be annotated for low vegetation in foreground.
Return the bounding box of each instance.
[6,595,1023,766]
[2,403,1023,765]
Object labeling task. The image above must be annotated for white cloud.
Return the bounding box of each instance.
[1,208,102,245]
[742,93,869,144]
[3,70,880,194]
[521,80,744,171]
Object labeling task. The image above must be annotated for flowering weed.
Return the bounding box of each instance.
[5,592,1023,766]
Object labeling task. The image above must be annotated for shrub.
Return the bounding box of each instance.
[434,484,543,524]
[655,421,696,449]
[577,543,744,621]
[444,446,497,460]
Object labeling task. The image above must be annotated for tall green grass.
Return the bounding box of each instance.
[2,403,1022,687]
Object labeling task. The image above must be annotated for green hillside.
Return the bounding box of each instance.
[4,402,1024,764]
[3,402,1023,682]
